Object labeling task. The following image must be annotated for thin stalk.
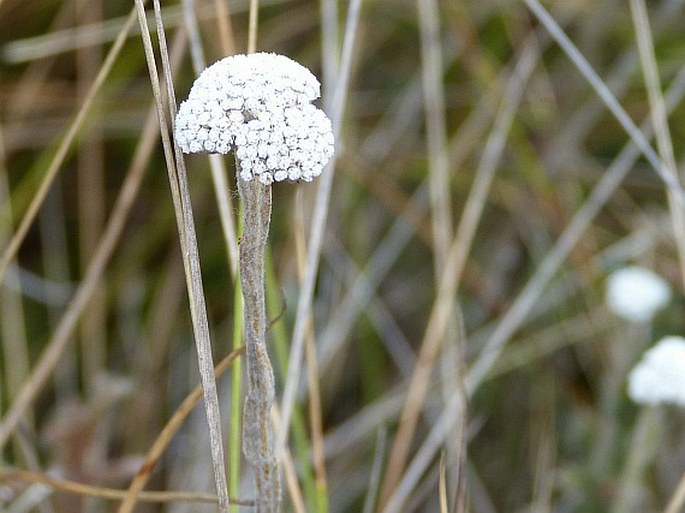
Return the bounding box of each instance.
[293,189,329,513]
[76,0,106,395]
[213,0,237,55]
[248,0,259,53]
[178,3,243,507]
[0,469,224,505]
[665,469,685,513]
[304,322,329,513]
[381,391,466,513]
[135,1,230,511]
[230,278,243,513]
[237,175,280,513]
[320,0,339,96]
[271,408,307,513]
[438,452,448,513]
[362,427,387,513]
[267,252,318,512]
[114,41,190,513]
[277,0,362,460]
[629,0,685,289]
[418,0,452,274]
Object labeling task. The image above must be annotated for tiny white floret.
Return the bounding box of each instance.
[174,52,334,184]
[628,336,685,406]
[605,266,670,323]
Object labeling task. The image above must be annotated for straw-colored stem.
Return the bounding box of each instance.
[629,0,685,290]
[237,174,280,513]
[137,1,230,511]
[267,249,318,511]
[213,0,236,55]
[76,0,106,394]
[0,469,223,505]
[247,0,259,54]
[276,0,361,461]
[665,468,685,513]
[304,321,329,513]
[418,0,452,275]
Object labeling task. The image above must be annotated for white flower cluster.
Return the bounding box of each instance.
[174,53,334,184]
[605,266,671,323]
[628,336,685,407]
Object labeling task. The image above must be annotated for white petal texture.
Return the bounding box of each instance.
[174,53,334,183]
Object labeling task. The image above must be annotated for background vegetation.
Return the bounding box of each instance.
[1,0,685,511]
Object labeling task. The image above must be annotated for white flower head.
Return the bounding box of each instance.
[605,266,671,323]
[628,336,685,406]
[174,53,334,184]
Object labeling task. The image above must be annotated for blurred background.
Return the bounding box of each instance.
[1,0,685,511]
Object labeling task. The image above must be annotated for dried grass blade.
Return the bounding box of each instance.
[132,1,230,511]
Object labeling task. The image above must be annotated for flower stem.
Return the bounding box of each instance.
[237,172,280,513]
[229,278,243,513]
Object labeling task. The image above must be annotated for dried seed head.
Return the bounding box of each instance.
[175,53,335,184]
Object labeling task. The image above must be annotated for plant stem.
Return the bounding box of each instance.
[230,278,243,513]
[237,173,280,513]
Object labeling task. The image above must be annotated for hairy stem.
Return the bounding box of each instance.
[237,173,280,513]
